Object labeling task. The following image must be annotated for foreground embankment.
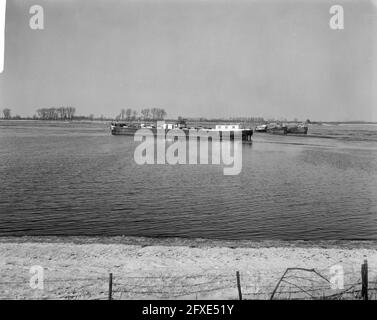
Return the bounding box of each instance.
[0,237,376,300]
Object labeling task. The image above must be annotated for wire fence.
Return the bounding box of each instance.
[0,258,376,300]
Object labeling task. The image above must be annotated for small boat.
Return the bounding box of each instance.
[286,123,308,134]
[255,124,267,132]
[256,122,308,135]
[260,122,287,135]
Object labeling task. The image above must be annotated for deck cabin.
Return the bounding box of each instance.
[215,124,241,131]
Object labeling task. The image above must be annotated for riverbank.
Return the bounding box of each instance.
[1,237,376,300]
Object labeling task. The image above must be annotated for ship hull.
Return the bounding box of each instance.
[266,127,288,135]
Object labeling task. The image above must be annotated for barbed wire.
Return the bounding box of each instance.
[117,285,233,298]
[1,263,376,300]
[0,276,108,285]
[113,278,234,290]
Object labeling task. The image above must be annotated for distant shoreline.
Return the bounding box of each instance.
[1,119,377,125]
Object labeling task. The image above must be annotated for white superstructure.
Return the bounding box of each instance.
[214,124,242,131]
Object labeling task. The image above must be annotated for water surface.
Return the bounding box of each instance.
[1,121,376,240]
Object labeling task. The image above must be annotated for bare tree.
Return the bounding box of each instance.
[67,107,76,120]
[149,108,167,120]
[132,110,138,121]
[141,108,150,120]
[36,107,75,120]
[2,108,11,119]
[159,108,167,120]
[125,108,132,120]
[57,107,67,120]
[150,108,158,120]
[120,109,126,120]
[36,108,44,119]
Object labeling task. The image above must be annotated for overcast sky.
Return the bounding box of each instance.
[0,0,376,121]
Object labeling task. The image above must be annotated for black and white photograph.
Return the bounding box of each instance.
[0,0,377,311]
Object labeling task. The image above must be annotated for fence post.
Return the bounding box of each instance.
[236,271,242,300]
[361,260,368,301]
[108,273,113,300]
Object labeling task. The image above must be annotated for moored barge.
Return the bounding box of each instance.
[255,122,308,135]
[111,121,253,141]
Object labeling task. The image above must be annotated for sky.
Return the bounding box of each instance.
[0,0,376,121]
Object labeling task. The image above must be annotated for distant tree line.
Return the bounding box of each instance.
[0,108,314,124]
[36,107,76,120]
[116,108,167,121]
[2,108,11,119]
[1,108,22,119]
